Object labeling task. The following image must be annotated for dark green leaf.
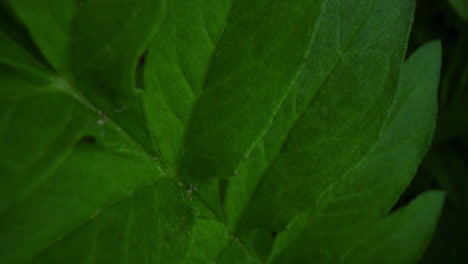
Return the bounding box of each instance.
[266,40,442,264]
[343,191,445,264]
[449,0,468,21]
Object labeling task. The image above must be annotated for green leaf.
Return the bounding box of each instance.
[0,1,443,263]
[266,40,442,264]
[343,191,445,264]
[225,0,419,232]
[449,0,468,21]
[4,0,73,72]
[419,142,468,264]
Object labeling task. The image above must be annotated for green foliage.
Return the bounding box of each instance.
[407,0,468,262]
[0,1,444,263]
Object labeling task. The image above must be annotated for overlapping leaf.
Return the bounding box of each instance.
[0,0,443,263]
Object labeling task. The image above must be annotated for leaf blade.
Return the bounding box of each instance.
[268,40,442,264]
[343,191,445,264]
